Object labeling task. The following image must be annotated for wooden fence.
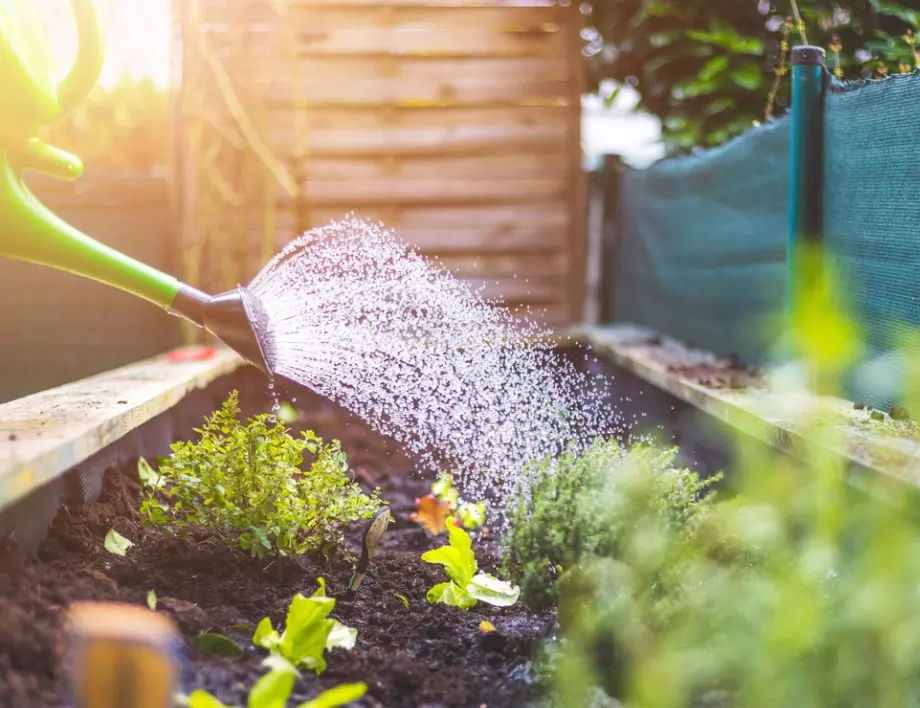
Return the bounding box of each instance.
[175,0,585,326]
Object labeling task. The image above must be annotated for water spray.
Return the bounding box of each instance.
[0,0,275,377]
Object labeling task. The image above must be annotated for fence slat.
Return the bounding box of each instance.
[302,152,569,181]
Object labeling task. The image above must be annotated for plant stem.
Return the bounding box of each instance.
[789,0,808,45]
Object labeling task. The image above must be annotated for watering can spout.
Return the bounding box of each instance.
[171,285,275,378]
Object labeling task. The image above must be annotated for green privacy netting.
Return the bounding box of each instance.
[824,72,920,409]
[612,117,790,365]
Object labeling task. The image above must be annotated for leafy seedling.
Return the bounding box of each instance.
[253,578,356,674]
[104,528,134,557]
[410,494,453,535]
[394,592,410,609]
[185,657,367,708]
[147,589,157,611]
[194,632,244,658]
[414,473,487,534]
[343,506,391,601]
[422,525,519,610]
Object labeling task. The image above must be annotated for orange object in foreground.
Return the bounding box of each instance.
[66,602,180,708]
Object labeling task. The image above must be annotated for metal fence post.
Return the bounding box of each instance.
[600,154,623,325]
[787,46,826,353]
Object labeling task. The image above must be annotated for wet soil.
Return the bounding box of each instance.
[0,388,554,708]
[666,354,763,391]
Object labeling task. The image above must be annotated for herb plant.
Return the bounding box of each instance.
[253,578,356,674]
[501,439,720,610]
[423,524,519,610]
[185,658,366,708]
[140,391,381,557]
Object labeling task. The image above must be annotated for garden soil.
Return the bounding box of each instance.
[0,385,555,708]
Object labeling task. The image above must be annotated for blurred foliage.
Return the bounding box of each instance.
[501,440,720,610]
[540,246,920,706]
[584,1,920,153]
[41,75,169,172]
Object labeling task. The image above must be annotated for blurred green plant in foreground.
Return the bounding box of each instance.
[539,246,920,706]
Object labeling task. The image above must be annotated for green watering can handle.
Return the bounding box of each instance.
[57,0,105,117]
[0,0,185,310]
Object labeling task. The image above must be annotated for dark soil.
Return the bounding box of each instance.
[666,354,763,391]
[0,389,554,708]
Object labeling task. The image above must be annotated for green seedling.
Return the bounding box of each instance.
[253,578,356,674]
[394,593,410,609]
[147,589,157,611]
[185,657,367,708]
[140,392,381,558]
[422,524,519,610]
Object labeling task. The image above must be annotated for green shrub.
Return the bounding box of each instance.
[140,391,381,557]
[501,439,720,610]
[550,433,920,708]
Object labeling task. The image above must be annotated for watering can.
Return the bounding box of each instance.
[0,0,274,377]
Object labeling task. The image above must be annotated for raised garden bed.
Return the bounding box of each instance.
[8,325,908,707]
[0,337,753,708]
[0,374,557,708]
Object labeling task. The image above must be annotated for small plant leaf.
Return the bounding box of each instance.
[394,592,410,609]
[410,494,453,535]
[326,620,358,651]
[147,589,157,611]
[479,620,497,633]
[421,524,477,586]
[194,632,244,658]
[427,581,476,610]
[467,573,520,608]
[187,690,235,708]
[253,618,280,651]
[104,528,134,557]
[296,682,368,708]
[248,667,296,708]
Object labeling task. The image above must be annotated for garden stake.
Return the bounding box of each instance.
[65,601,181,708]
[343,506,391,601]
[0,0,275,377]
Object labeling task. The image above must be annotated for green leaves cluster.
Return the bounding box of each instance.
[253,578,357,675]
[140,392,381,558]
[185,658,366,708]
[501,439,720,610]
[423,524,520,610]
[585,0,920,153]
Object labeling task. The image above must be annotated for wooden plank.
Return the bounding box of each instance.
[276,203,570,251]
[211,23,565,58]
[204,0,557,8]
[302,151,569,181]
[265,104,569,131]
[267,120,567,157]
[204,4,565,26]
[459,275,565,302]
[432,251,569,277]
[233,56,568,107]
[574,324,920,491]
[294,178,566,206]
[0,347,244,511]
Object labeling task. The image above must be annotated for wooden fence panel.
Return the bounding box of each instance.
[179,0,584,327]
